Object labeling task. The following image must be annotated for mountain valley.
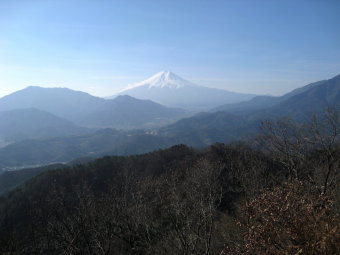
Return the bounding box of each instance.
[0,73,339,172]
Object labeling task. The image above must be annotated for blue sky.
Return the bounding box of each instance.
[0,0,339,97]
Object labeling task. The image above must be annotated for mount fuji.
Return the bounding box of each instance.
[110,71,257,111]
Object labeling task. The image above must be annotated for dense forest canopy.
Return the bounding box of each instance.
[0,110,339,254]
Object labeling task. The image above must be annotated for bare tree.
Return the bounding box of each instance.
[223,180,339,255]
[258,118,311,180]
[160,158,223,255]
[307,108,340,194]
[257,108,340,193]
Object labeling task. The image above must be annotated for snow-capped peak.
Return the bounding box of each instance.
[123,71,195,91]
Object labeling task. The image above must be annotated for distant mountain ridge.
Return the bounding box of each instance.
[112,71,257,110]
[211,76,339,114]
[0,74,338,170]
[157,74,340,147]
[0,86,104,123]
[261,74,340,120]
[0,87,188,129]
[0,108,89,145]
[80,95,188,129]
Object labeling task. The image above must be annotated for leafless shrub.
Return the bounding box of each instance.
[223,180,339,255]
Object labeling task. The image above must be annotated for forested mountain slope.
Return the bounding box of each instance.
[211,74,339,115]
[0,134,338,254]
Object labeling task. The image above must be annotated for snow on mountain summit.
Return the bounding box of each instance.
[115,71,257,110]
[123,71,195,91]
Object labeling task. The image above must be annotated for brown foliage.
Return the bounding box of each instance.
[223,180,339,255]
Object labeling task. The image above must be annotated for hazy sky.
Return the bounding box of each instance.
[0,0,339,98]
